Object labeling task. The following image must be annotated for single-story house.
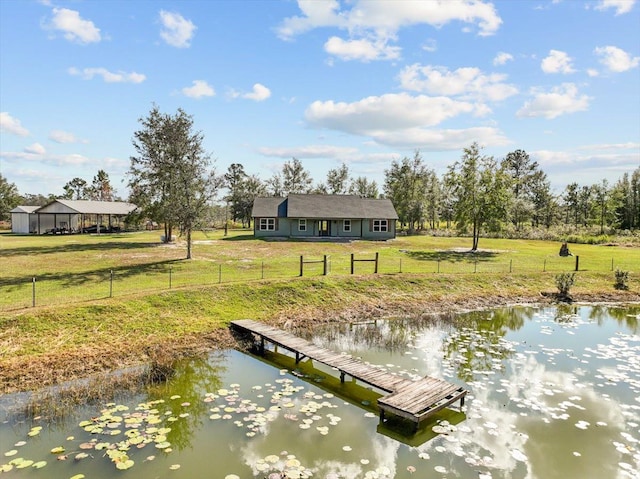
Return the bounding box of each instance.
[10,199,137,234]
[251,194,399,240]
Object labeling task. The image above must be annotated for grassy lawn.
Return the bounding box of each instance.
[0,230,638,393]
[1,230,638,311]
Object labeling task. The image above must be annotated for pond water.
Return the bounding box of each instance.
[1,304,639,479]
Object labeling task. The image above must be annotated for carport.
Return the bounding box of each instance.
[29,199,137,234]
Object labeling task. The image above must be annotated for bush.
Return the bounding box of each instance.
[555,272,576,298]
[614,269,630,290]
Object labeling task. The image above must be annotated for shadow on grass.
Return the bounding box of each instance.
[0,240,160,257]
[0,259,183,289]
[402,249,498,263]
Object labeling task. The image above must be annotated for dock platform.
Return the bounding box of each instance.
[230,319,467,428]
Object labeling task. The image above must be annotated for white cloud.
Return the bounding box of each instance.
[594,0,636,15]
[24,143,46,154]
[324,36,401,62]
[370,126,510,149]
[242,83,271,101]
[159,10,196,48]
[517,83,591,119]
[541,50,576,74]
[68,67,146,83]
[0,112,29,136]
[276,0,501,64]
[398,64,518,101]
[47,8,101,44]
[182,80,215,99]
[49,130,82,144]
[422,39,437,52]
[305,93,478,134]
[493,52,514,66]
[587,68,600,77]
[278,0,502,40]
[0,150,91,166]
[258,145,359,158]
[594,45,640,72]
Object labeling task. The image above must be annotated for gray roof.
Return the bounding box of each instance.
[252,194,398,220]
[10,206,39,214]
[36,200,138,215]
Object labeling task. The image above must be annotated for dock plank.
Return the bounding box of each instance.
[230,319,467,426]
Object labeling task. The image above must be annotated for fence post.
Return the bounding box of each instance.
[218,264,222,283]
[110,270,113,298]
[543,259,546,272]
[351,253,354,274]
[262,261,265,280]
[300,256,304,277]
[323,255,328,276]
[611,258,614,271]
[437,259,440,274]
[32,277,36,308]
[399,258,402,274]
[509,259,512,273]
[575,255,580,272]
[374,252,379,274]
[169,266,172,289]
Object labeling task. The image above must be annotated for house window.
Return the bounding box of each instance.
[343,219,351,232]
[298,219,307,231]
[259,218,276,231]
[373,219,388,232]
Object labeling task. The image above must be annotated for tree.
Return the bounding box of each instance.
[224,163,248,223]
[326,163,350,194]
[592,179,612,234]
[128,106,218,259]
[529,171,557,228]
[563,182,580,226]
[349,176,379,198]
[445,142,511,251]
[89,170,114,201]
[501,149,538,230]
[384,151,433,233]
[282,158,312,195]
[266,173,284,197]
[612,167,640,230]
[0,174,21,222]
[63,177,88,200]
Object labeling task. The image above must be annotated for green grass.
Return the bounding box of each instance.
[1,230,638,311]
[1,230,639,393]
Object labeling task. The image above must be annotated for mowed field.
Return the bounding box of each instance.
[1,229,639,393]
[1,229,639,311]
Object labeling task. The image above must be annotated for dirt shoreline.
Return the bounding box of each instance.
[2,291,639,396]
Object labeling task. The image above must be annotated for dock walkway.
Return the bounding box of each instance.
[230,319,467,427]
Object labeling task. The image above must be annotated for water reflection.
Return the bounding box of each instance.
[1,304,639,479]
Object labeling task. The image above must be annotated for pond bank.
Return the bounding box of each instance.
[1,273,638,395]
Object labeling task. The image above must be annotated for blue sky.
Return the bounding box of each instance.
[1,0,639,199]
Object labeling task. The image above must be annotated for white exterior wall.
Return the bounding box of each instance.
[11,213,30,234]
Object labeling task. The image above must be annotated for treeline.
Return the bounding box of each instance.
[222,144,640,241]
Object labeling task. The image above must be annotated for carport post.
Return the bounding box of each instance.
[32,277,36,308]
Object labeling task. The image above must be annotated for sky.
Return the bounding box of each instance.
[1,0,639,200]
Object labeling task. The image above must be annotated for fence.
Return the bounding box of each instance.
[0,252,635,311]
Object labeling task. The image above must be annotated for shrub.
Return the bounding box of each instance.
[555,272,576,298]
[614,269,630,290]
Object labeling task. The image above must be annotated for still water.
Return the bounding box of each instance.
[1,304,639,479]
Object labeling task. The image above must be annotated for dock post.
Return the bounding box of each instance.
[340,371,345,383]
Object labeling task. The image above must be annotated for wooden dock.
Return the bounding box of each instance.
[230,319,467,428]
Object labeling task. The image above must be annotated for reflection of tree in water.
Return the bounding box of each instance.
[554,304,639,334]
[146,352,227,451]
[443,307,533,382]
[308,314,458,352]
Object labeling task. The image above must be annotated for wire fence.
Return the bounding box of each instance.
[0,252,634,312]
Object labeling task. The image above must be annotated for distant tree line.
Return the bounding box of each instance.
[1,105,638,254]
